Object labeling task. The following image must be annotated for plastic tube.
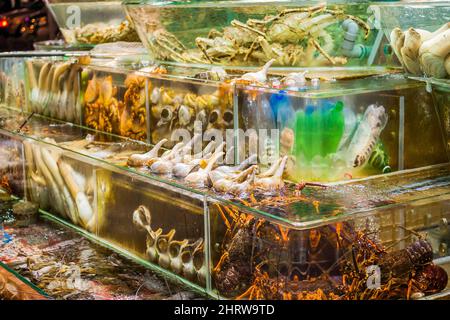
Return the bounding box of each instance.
[341,19,368,59]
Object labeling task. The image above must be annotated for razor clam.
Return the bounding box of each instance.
[58,159,95,231]
[40,146,79,225]
[41,64,56,116]
[35,62,51,113]
[30,143,66,219]
[26,60,38,111]
[49,62,71,119]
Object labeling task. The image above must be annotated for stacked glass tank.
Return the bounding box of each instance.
[0,0,448,300]
[124,0,384,69]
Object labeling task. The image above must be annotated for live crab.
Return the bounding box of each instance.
[148,4,370,67]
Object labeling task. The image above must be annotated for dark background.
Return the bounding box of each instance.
[0,0,59,51]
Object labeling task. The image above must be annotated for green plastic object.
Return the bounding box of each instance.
[293,101,345,161]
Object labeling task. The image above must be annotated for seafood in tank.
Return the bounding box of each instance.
[61,20,140,45]
[0,212,198,300]
[0,58,26,110]
[26,58,82,123]
[389,22,450,79]
[132,205,207,286]
[83,70,151,141]
[95,169,206,287]
[121,74,148,141]
[149,80,233,145]
[46,1,140,45]
[125,1,375,68]
[210,202,450,300]
[127,137,306,197]
[0,136,25,197]
[84,74,123,134]
[370,2,450,78]
[23,139,97,232]
[236,74,449,183]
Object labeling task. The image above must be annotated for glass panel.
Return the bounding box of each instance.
[22,139,98,232]
[81,66,148,141]
[0,133,25,198]
[237,78,448,182]
[125,0,380,69]
[428,80,450,159]
[96,168,208,288]
[148,77,234,148]
[370,2,450,79]
[45,0,140,46]
[370,1,450,39]
[208,195,450,300]
[25,57,82,124]
[0,57,27,111]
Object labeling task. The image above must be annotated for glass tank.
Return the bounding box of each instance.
[96,168,208,288]
[0,54,444,184]
[45,0,140,46]
[81,66,149,141]
[0,133,25,198]
[124,0,381,69]
[1,103,450,300]
[24,56,82,124]
[2,55,445,183]
[79,64,234,146]
[369,1,450,79]
[22,139,99,233]
[237,76,449,182]
[0,58,27,111]
[429,80,450,158]
[208,189,450,299]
